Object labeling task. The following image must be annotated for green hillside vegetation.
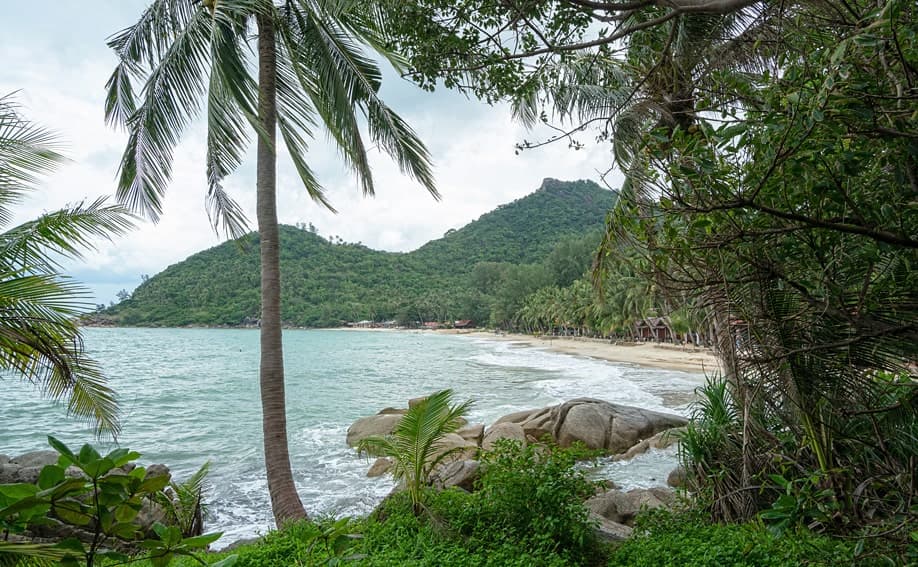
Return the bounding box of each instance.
[103,179,615,327]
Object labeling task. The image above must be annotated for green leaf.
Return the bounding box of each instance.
[37,464,65,489]
[180,532,222,549]
[77,443,102,465]
[48,437,78,463]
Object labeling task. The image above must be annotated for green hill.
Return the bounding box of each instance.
[104,178,616,327]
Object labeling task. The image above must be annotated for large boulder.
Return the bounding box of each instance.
[346,414,403,447]
[585,488,675,526]
[430,460,480,492]
[551,399,688,452]
[482,422,527,451]
[494,407,554,441]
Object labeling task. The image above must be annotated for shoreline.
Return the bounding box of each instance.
[82,323,720,374]
[443,330,720,374]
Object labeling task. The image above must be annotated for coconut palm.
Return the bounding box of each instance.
[106,0,437,524]
[0,94,134,435]
[357,389,472,514]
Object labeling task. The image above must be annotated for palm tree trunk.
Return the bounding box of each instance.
[256,12,306,526]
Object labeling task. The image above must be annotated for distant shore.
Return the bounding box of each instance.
[438,330,720,374]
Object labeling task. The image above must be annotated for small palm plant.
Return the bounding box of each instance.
[357,389,472,514]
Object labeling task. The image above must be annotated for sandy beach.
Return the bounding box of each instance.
[445,330,721,374]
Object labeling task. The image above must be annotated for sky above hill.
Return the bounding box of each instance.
[1,1,621,303]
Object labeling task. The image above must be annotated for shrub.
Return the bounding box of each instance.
[443,439,600,563]
[608,509,862,567]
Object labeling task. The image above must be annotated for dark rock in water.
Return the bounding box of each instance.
[667,466,687,489]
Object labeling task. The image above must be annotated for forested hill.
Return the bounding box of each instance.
[103,178,615,327]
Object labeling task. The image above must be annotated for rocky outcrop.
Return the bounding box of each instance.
[348,396,689,504]
[551,399,688,452]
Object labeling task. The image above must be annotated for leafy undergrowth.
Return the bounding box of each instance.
[114,443,884,567]
[607,509,875,567]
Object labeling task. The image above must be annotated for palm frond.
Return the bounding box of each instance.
[357,389,472,512]
[0,198,134,274]
[109,4,214,222]
[0,273,119,435]
[0,95,66,227]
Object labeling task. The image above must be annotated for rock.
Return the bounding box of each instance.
[408,396,429,409]
[11,451,59,468]
[0,454,10,465]
[517,408,555,441]
[482,422,527,451]
[367,457,393,478]
[346,414,403,447]
[585,488,675,526]
[0,464,42,484]
[494,408,541,425]
[551,399,688,452]
[430,460,480,491]
[145,464,171,481]
[377,407,407,415]
[589,512,633,541]
[615,427,685,461]
[432,433,477,463]
[457,424,485,446]
[666,466,686,489]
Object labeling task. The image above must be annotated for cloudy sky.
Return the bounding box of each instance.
[1,1,621,304]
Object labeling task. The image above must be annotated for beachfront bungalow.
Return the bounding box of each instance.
[634,317,673,342]
[454,319,474,329]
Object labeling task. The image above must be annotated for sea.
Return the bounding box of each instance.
[0,328,705,546]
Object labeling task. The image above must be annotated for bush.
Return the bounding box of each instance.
[608,509,863,567]
[440,440,600,564]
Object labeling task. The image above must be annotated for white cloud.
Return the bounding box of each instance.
[1,5,624,303]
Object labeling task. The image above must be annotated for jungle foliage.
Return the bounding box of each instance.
[380,0,918,555]
[101,179,615,327]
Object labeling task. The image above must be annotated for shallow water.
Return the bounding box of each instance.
[0,328,703,545]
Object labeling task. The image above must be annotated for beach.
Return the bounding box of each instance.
[447,331,720,374]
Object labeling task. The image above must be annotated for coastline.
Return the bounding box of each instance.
[442,330,720,374]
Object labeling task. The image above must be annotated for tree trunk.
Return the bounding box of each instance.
[256,12,306,526]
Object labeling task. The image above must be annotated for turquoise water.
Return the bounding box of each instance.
[0,328,703,545]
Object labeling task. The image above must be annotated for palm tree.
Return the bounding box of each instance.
[106,1,437,524]
[357,389,472,514]
[0,94,134,435]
